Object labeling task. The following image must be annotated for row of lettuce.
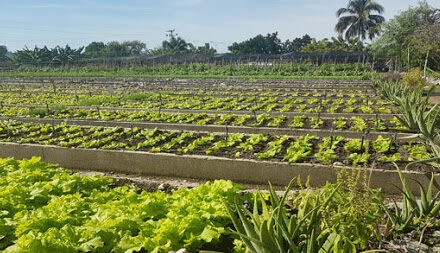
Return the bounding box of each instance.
[0,120,431,166]
[0,157,248,252]
[2,155,440,252]
[2,107,405,131]
[0,92,392,114]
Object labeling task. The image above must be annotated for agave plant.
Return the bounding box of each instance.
[225,179,342,253]
[225,178,386,253]
[382,165,440,233]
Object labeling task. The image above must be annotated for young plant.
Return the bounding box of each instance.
[289,115,305,129]
[358,105,374,114]
[267,115,286,127]
[207,133,245,154]
[283,134,315,163]
[372,118,387,131]
[372,135,392,153]
[348,153,370,166]
[314,136,345,165]
[255,135,289,159]
[182,133,216,153]
[350,116,368,132]
[405,142,433,161]
[333,117,347,130]
[344,139,369,153]
[378,153,401,162]
[309,116,324,129]
[237,134,268,151]
[327,105,340,113]
[342,106,355,113]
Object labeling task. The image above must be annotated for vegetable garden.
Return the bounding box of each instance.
[0,77,432,170]
[1,75,440,252]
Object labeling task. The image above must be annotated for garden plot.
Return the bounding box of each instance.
[0,77,437,191]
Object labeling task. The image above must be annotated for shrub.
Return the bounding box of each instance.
[402,68,426,88]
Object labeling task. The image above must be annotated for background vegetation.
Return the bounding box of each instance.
[0,1,437,73]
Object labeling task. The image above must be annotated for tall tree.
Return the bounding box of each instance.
[104,41,129,57]
[195,43,217,55]
[84,42,106,58]
[335,0,385,41]
[369,1,439,70]
[149,30,196,55]
[121,40,146,55]
[161,36,194,55]
[228,32,282,55]
[0,45,8,61]
[282,35,312,52]
[301,36,364,53]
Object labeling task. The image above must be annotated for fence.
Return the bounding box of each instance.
[0,51,374,70]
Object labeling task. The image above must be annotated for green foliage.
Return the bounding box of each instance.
[405,142,433,161]
[344,139,369,153]
[334,117,347,130]
[314,136,345,164]
[349,152,371,165]
[14,45,83,66]
[0,157,245,252]
[369,1,439,70]
[372,135,392,153]
[283,135,315,163]
[378,153,401,162]
[226,179,343,253]
[0,45,9,62]
[255,135,289,159]
[302,36,364,53]
[227,172,384,253]
[402,68,426,88]
[335,0,384,41]
[2,63,371,79]
[289,115,305,128]
[350,116,368,131]
[238,134,268,152]
[381,167,440,233]
[228,32,283,55]
[309,116,324,129]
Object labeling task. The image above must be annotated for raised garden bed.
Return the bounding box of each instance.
[0,142,438,195]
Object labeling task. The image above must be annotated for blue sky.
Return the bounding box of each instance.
[1,0,438,53]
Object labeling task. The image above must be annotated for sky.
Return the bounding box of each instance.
[0,0,438,53]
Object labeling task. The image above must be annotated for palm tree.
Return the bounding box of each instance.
[335,0,385,41]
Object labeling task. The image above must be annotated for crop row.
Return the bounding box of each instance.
[2,107,408,132]
[0,80,378,97]
[0,87,390,105]
[0,120,431,168]
[0,88,384,104]
[0,100,395,117]
[0,156,246,252]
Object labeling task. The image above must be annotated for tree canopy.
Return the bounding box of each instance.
[335,0,385,41]
[14,45,83,66]
[84,41,146,58]
[0,45,9,62]
[302,35,365,53]
[228,32,283,55]
[228,33,312,55]
[369,1,440,70]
